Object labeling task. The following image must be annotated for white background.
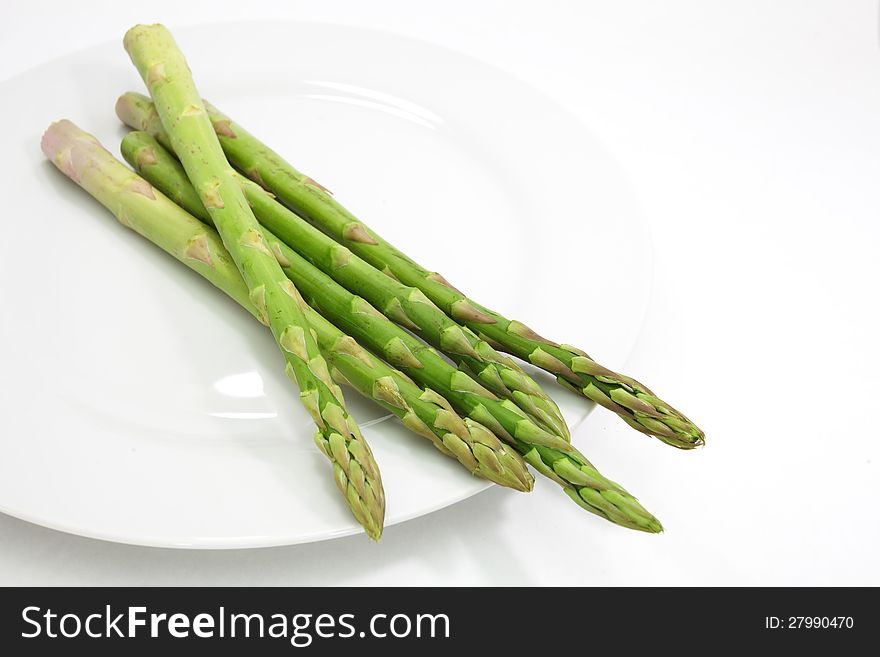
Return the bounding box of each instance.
[1,0,878,585]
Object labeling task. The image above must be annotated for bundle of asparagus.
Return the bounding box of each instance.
[116,92,704,450]
[42,23,702,540]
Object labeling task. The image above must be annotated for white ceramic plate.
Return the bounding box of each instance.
[0,22,650,548]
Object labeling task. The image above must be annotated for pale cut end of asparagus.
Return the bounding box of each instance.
[115,92,157,133]
[41,119,100,181]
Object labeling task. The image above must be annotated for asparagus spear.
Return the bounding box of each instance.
[119,132,661,532]
[116,91,703,450]
[121,25,385,538]
[119,129,568,442]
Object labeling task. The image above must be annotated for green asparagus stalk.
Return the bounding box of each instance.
[116,110,568,443]
[42,121,531,492]
[119,131,661,532]
[116,91,702,450]
[121,25,384,538]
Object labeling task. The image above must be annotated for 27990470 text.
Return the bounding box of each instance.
[765,617,853,630]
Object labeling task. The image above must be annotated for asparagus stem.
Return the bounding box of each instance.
[120,131,661,533]
[116,91,702,450]
[121,24,383,539]
[116,111,568,443]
